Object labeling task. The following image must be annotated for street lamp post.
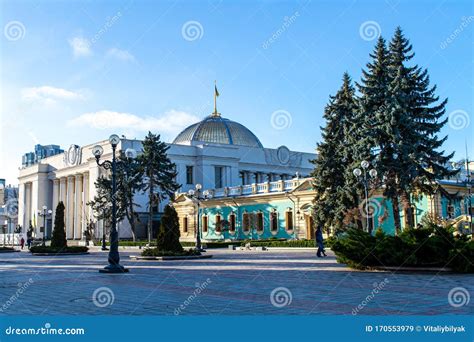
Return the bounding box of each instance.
[38,205,53,246]
[187,184,211,251]
[92,134,136,274]
[353,160,378,234]
[101,212,109,251]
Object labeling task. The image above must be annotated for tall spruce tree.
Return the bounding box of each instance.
[357,36,404,232]
[311,73,359,232]
[386,27,456,228]
[156,205,183,253]
[138,132,180,244]
[50,201,67,248]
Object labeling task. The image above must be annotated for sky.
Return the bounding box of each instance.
[0,0,472,185]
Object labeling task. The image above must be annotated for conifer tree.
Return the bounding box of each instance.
[51,201,67,248]
[311,73,359,232]
[156,205,183,253]
[138,132,180,244]
[386,27,456,228]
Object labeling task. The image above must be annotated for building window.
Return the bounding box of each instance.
[215,214,222,233]
[229,213,236,233]
[447,204,455,218]
[256,212,264,232]
[242,212,250,233]
[186,166,193,185]
[270,210,278,232]
[182,217,188,233]
[285,209,294,231]
[215,166,224,188]
[202,215,208,233]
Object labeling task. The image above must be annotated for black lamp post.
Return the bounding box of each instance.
[187,184,211,251]
[353,160,378,234]
[92,134,136,274]
[38,205,52,246]
[101,212,109,251]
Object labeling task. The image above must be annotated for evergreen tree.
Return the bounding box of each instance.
[311,73,359,232]
[386,27,456,228]
[115,153,143,241]
[51,201,67,248]
[357,36,403,233]
[138,132,180,244]
[156,205,183,253]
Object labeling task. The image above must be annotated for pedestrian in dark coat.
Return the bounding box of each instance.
[316,226,326,257]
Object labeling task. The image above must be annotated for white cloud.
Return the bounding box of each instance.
[21,86,85,104]
[67,110,199,134]
[106,48,135,62]
[68,36,92,57]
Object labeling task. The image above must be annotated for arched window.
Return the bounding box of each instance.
[182,216,188,233]
[270,210,278,232]
[229,213,236,233]
[202,215,208,233]
[215,214,222,233]
[256,211,264,232]
[242,212,250,233]
[285,209,294,231]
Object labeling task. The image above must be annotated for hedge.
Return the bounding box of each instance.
[331,226,473,273]
[141,248,201,257]
[30,246,89,254]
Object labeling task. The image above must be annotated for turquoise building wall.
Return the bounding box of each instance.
[200,199,297,240]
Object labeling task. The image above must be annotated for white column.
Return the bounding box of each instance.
[74,174,83,240]
[18,183,26,232]
[52,179,59,224]
[24,183,32,231]
[83,172,90,223]
[66,176,75,239]
[59,177,67,205]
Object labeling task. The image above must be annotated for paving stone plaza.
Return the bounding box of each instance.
[0,249,472,316]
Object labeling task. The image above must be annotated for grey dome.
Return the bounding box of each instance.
[173,114,263,148]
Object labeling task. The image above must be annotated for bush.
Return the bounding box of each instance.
[141,248,201,257]
[331,224,473,272]
[448,240,474,273]
[331,229,377,268]
[156,205,183,253]
[51,202,67,248]
[30,246,88,254]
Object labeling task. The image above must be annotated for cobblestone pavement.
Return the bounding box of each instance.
[0,248,472,315]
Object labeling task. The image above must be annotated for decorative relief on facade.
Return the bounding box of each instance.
[264,146,302,167]
[63,144,82,167]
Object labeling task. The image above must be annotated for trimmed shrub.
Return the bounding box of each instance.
[156,205,183,253]
[51,202,67,248]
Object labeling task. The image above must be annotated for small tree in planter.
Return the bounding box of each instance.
[156,205,183,253]
[51,202,67,248]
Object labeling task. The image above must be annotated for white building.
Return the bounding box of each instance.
[17,111,316,240]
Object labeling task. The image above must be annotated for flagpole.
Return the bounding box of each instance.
[214,80,217,116]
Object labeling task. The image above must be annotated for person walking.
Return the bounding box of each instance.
[26,237,32,249]
[20,237,25,250]
[316,226,326,257]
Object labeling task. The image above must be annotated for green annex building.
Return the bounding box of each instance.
[173,177,473,241]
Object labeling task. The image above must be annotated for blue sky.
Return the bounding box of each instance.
[1,0,472,185]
